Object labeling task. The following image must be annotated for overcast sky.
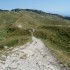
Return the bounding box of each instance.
[0,0,70,16]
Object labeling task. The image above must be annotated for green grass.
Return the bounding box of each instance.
[0,36,31,49]
[34,26,70,67]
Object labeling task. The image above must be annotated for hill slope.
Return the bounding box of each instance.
[0,9,70,68]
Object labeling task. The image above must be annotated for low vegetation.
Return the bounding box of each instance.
[34,26,70,67]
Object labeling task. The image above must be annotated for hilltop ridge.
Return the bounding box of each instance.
[0,9,70,68]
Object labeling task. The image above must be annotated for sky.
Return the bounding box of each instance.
[0,0,70,16]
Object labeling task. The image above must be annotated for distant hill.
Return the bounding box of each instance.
[64,16,70,20]
[0,8,69,19]
[0,9,70,67]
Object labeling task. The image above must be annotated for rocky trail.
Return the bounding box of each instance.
[0,36,68,70]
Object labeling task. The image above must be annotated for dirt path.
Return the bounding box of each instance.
[0,36,68,70]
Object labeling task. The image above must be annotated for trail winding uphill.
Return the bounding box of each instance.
[0,36,68,70]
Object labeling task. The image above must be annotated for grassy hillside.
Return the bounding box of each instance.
[0,9,70,67]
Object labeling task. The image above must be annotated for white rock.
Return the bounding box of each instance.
[18,25,22,28]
